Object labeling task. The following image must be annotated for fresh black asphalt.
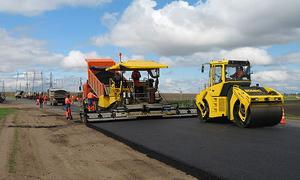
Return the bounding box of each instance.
[89,118,300,180]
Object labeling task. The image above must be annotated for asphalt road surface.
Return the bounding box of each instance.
[89,118,300,180]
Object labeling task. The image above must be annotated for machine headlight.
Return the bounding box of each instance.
[251,98,259,101]
[274,97,281,101]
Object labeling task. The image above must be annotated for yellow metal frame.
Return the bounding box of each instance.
[195,59,284,122]
[106,60,168,71]
[99,60,168,109]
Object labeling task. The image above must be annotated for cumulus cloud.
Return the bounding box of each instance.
[252,70,300,93]
[93,0,300,56]
[275,52,300,64]
[0,28,105,71]
[0,28,63,72]
[101,12,119,29]
[61,50,100,69]
[220,47,272,65]
[0,0,111,16]
[159,47,273,67]
[252,70,291,82]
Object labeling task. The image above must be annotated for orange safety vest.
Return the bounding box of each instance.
[132,71,141,86]
[87,92,96,99]
[65,97,71,105]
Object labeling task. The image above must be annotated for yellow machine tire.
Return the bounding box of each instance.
[197,101,210,122]
[233,101,250,128]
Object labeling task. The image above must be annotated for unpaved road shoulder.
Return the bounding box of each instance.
[0,104,195,180]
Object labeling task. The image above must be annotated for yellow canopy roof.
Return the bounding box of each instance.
[106,60,168,71]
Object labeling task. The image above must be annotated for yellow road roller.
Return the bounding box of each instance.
[195,59,284,127]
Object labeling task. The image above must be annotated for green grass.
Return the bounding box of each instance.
[167,100,196,108]
[0,108,15,134]
[0,108,15,119]
[8,127,19,174]
[0,108,19,174]
[285,95,300,101]
[286,114,300,121]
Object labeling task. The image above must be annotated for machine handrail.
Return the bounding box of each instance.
[88,68,104,97]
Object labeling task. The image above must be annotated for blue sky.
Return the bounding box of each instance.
[0,0,299,93]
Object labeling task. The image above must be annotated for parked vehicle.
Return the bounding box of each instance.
[15,90,24,99]
[48,89,69,106]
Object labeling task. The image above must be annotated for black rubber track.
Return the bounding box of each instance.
[88,118,300,180]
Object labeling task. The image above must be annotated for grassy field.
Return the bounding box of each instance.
[0,108,15,119]
[286,114,300,121]
[8,124,19,174]
[0,108,15,133]
[0,108,18,173]
[284,95,300,101]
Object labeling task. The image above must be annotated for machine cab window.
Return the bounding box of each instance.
[225,64,250,81]
[211,65,223,85]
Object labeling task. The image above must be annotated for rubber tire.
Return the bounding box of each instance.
[82,113,88,124]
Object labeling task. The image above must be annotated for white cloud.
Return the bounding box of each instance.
[0,28,63,72]
[251,70,300,92]
[101,12,119,29]
[159,47,273,67]
[0,0,111,16]
[220,47,272,65]
[93,0,300,56]
[129,54,145,60]
[252,70,290,82]
[159,56,175,67]
[275,52,300,64]
[61,50,100,69]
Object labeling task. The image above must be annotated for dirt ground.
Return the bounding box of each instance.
[0,101,195,180]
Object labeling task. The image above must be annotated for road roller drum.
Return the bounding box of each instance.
[195,59,284,128]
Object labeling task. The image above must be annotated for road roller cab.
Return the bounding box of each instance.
[195,59,284,127]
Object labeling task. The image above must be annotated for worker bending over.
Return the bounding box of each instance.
[87,91,98,111]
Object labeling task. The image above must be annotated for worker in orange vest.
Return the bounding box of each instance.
[43,95,48,105]
[132,70,143,97]
[65,95,73,120]
[87,91,97,111]
[131,70,141,87]
[38,93,44,109]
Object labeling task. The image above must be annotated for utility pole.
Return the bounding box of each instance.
[49,72,53,89]
[16,72,19,92]
[32,71,36,93]
[79,77,82,92]
[2,81,5,93]
[25,72,29,93]
[119,52,122,62]
[41,71,44,92]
